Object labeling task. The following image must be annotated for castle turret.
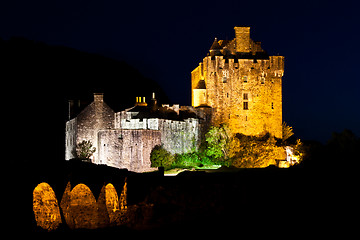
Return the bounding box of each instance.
[209,37,222,56]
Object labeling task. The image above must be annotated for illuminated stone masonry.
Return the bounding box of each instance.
[65,26,287,172]
[192,27,284,139]
[65,93,201,172]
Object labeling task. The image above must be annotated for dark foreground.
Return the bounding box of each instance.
[15,160,337,234]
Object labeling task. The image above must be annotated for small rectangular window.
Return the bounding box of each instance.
[261,77,265,84]
[243,102,248,110]
[243,93,248,100]
[243,76,248,83]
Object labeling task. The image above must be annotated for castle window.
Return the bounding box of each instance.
[243,102,249,110]
[261,77,265,84]
[222,70,229,83]
[271,102,274,109]
[243,93,248,100]
[243,76,248,83]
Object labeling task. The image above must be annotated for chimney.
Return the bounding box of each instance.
[234,26,251,53]
[135,96,147,106]
[151,92,158,111]
[94,93,104,102]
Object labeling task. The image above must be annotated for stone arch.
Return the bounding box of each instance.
[105,183,120,224]
[68,183,98,229]
[60,181,71,227]
[32,182,62,231]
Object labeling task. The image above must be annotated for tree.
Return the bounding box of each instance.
[205,124,233,165]
[75,140,96,160]
[231,134,278,168]
[282,122,294,142]
[150,145,175,170]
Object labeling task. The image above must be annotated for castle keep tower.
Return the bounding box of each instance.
[192,27,284,138]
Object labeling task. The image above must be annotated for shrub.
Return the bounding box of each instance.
[74,140,96,160]
[150,145,175,170]
[173,152,201,168]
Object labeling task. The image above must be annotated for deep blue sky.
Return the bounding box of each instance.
[1,0,359,142]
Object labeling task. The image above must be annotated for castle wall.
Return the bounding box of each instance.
[200,55,283,138]
[115,113,201,155]
[158,118,200,154]
[98,129,161,172]
[115,112,159,130]
[193,89,207,107]
[65,118,77,160]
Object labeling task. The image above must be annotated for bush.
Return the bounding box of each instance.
[173,152,201,168]
[74,140,96,160]
[230,133,278,168]
[150,145,175,170]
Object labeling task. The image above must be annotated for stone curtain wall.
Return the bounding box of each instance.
[159,118,200,154]
[98,129,161,172]
[65,118,77,160]
[115,114,200,155]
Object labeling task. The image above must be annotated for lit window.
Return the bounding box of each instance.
[243,102,248,110]
[261,77,265,84]
[222,70,229,83]
[243,93,248,100]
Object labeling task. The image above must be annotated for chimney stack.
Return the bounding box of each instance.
[234,26,251,53]
[94,93,104,102]
[135,96,147,106]
[151,92,158,111]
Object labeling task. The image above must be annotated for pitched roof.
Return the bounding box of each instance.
[195,80,206,89]
[210,38,222,51]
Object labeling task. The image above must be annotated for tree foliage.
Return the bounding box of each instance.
[150,145,175,170]
[75,140,96,160]
[231,134,279,168]
[205,124,232,164]
[173,152,202,168]
[282,122,294,142]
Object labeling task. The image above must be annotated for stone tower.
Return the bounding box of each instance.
[191,27,284,139]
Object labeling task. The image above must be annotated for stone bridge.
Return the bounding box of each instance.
[32,180,127,231]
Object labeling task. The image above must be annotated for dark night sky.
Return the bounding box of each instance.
[1,0,359,143]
